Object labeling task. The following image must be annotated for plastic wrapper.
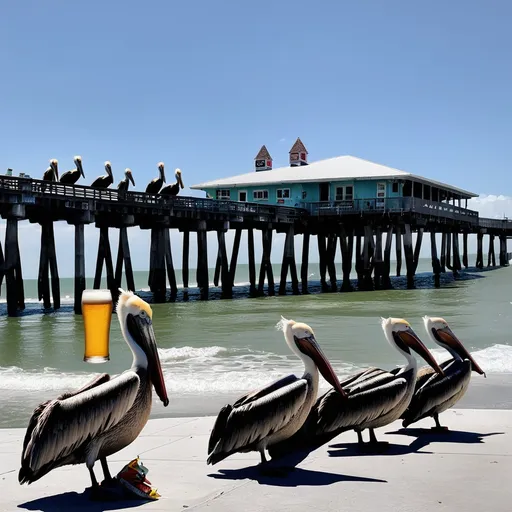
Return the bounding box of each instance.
[116,457,161,500]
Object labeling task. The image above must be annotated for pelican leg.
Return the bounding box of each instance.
[431,413,450,433]
[258,449,294,478]
[358,428,389,453]
[356,430,364,446]
[89,467,99,488]
[100,457,115,485]
[260,450,268,464]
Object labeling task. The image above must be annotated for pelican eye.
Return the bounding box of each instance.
[139,310,147,319]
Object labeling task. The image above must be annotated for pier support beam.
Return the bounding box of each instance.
[93,226,116,301]
[355,235,364,290]
[114,226,136,295]
[430,230,442,288]
[182,230,190,301]
[317,234,329,292]
[258,227,274,296]
[440,232,447,272]
[38,222,60,310]
[4,218,25,316]
[403,224,416,289]
[382,225,393,289]
[216,229,230,299]
[499,235,508,266]
[476,232,484,269]
[373,227,383,290]
[149,227,167,303]
[164,229,178,301]
[196,221,209,301]
[0,239,4,297]
[361,225,374,291]
[452,230,462,276]
[395,224,402,277]
[301,232,310,295]
[462,232,469,268]
[227,228,242,299]
[326,234,337,292]
[247,228,257,297]
[74,224,86,314]
[339,226,353,292]
[445,232,453,271]
[279,225,299,295]
[488,234,496,267]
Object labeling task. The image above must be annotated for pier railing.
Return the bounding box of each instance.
[478,217,512,230]
[303,197,479,222]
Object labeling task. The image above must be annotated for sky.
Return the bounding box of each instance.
[1,1,511,278]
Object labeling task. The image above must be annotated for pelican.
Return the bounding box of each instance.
[159,168,184,196]
[401,316,486,431]
[145,162,166,194]
[43,159,59,181]
[117,168,135,192]
[59,156,85,184]
[207,317,346,472]
[19,290,169,497]
[269,318,444,457]
[91,161,114,188]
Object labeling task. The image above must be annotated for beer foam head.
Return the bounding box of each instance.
[81,289,112,304]
[116,289,153,319]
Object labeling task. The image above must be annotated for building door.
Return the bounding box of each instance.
[319,183,329,201]
[376,182,386,208]
[238,191,247,202]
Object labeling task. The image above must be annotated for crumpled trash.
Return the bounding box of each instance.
[116,457,161,500]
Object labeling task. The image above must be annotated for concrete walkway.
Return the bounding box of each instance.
[1,409,510,511]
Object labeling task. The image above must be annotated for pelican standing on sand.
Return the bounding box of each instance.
[159,168,184,196]
[269,318,444,457]
[91,161,114,188]
[43,159,59,181]
[145,162,166,194]
[19,290,169,497]
[117,168,135,192]
[207,317,346,473]
[401,316,486,431]
[59,156,85,184]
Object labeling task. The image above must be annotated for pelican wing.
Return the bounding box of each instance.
[21,371,140,481]
[402,359,470,425]
[316,370,408,435]
[207,376,308,464]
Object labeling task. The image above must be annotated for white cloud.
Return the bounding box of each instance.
[1,194,511,280]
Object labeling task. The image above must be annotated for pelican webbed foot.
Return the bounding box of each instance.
[431,414,450,433]
[357,429,390,453]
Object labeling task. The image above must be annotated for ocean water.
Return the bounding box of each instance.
[0,257,511,428]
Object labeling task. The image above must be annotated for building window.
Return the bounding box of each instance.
[216,189,230,199]
[392,182,399,193]
[276,188,290,199]
[253,190,269,200]
[335,185,354,201]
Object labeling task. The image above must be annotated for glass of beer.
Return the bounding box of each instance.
[82,289,113,363]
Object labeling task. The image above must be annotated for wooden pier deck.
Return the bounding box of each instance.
[0,175,510,316]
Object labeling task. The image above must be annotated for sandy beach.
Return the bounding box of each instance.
[2,407,510,512]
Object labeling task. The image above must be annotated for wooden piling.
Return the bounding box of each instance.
[258,227,275,296]
[228,228,242,297]
[440,232,447,272]
[47,223,60,310]
[430,230,441,288]
[445,232,453,271]
[279,225,299,295]
[247,228,257,297]
[488,234,496,267]
[382,225,393,289]
[164,229,178,301]
[373,227,383,290]
[301,231,310,294]
[499,235,508,266]
[149,228,167,302]
[339,226,353,292]
[196,224,209,301]
[93,226,116,300]
[403,223,415,289]
[0,239,4,296]
[317,234,329,292]
[452,230,461,275]
[217,230,230,299]
[114,226,136,294]
[395,224,402,276]
[213,239,222,288]
[355,235,364,289]
[74,224,85,314]
[476,232,484,269]
[38,223,51,309]
[4,218,24,316]
[362,225,374,290]
[326,233,338,292]
[462,232,468,268]
[182,230,190,301]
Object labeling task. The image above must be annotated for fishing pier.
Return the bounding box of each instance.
[0,171,510,317]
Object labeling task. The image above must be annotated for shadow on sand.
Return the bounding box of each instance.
[208,464,386,487]
[328,429,504,458]
[18,490,151,512]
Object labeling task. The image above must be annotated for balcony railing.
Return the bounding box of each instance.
[478,217,512,230]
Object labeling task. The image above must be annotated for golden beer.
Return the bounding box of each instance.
[82,289,113,363]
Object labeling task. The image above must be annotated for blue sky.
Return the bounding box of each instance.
[1,1,511,278]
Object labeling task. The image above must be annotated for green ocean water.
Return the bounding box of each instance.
[0,258,511,428]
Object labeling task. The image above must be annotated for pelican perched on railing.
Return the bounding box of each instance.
[43,159,59,181]
[159,169,184,196]
[91,161,114,189]
[269,318,444,457]
[207,317,346,473]
[401,316,486,431]
[60,156,85,184]
[145,162,166,194]
[19,290,169,498]
[117,168,135,192]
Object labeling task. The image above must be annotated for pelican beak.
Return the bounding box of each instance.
[178,172,184,189]
[433,326,486,377]
[129,172,135,187]
[77,159,85,178]
[51,160,59,180]
[294,335,347,398]
[395,327,444,376]
[162,169,166,183]
[126,314,169,406]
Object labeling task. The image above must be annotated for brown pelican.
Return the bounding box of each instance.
[91,161,114,188]
[159,168,184,196]
[19,290,169,497]
[401,316,486,431]
[269,318,444,457]
[207,317,346,473]
[117,168,135,192]
[60,156,85,184]
[145,162,166,194]
[43,159,59,181]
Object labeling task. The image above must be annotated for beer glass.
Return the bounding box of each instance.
[82,289,113,363]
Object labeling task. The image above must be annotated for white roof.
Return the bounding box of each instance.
[191,155,478,198]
